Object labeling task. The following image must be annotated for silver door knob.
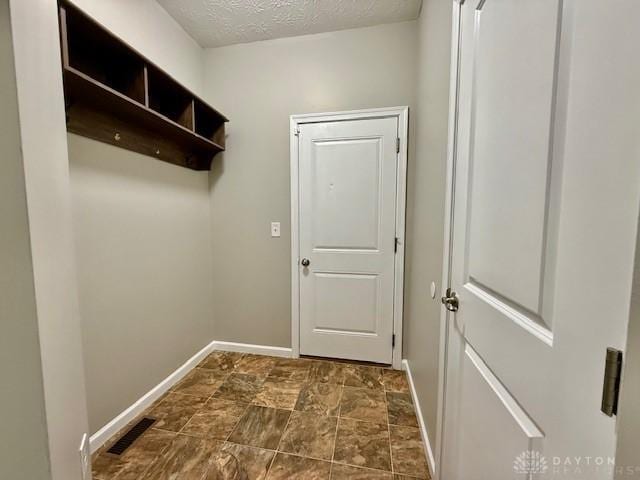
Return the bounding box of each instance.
[301,258,310,267]
[441,288,459,312]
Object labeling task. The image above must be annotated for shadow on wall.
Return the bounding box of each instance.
[69,134,212,190]
[209,146,226,193]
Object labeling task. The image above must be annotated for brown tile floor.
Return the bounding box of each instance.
[92,352,431,479]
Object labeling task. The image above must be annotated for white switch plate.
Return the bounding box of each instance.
[79,433,90,480]
[271,222,281,238]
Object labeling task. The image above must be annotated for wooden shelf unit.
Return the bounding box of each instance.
[58,1,227,171]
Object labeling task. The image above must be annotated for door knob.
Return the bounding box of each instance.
[301,258,310,267]
[441,288,459,312]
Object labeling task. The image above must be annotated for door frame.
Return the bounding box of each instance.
[434,2,464,479]
[289,106,409,369]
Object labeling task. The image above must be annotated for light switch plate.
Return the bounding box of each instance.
[271,222,281,238]
[79,433,90,480]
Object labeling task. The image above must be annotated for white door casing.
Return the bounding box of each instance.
[437,1,640,480]
[291,107,408,368]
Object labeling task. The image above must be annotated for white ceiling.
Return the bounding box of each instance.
[157,0,422,48]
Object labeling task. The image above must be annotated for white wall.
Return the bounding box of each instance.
[69,136,215,434]
[403,0,452,450]
[0,1,51,477]
[203,21,418,348]
[63,1,213,434]
[9,0,90,478]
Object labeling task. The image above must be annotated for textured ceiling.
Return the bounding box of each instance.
[157,0,422,48]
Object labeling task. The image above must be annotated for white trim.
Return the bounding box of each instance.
[89,339,217,453]
[290,106,409,124]
[464,344,543,439]
[211,341,293,358]
[393,108,409,370]
[403,359,436,477]
[290,114,301,361]
[290,106,409,369]
[89,340,293,453]
[435,3,464,480]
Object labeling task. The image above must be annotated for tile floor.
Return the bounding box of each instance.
[92,352,430,479]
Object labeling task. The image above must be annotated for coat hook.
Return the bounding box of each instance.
[114,132,121,141]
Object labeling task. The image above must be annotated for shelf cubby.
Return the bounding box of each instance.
[58,1,228,171]
[148,67,194,130]
[62,4,146,105]
[194,99,226,146]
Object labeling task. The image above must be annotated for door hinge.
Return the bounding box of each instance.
[601,348,623,417]
[394,237,399,253]
[396,137,400,154]
[392,334,396,348]
[294,126,300,136]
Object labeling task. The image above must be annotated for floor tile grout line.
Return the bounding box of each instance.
[174,371,229,438]
[273,407,295,454]
[222,436,396,475]
[222,360,266,443]
[225,358,297,478]
[263,368,298,480]
[268,367,307,474]
[265,452,278,479]
[224,400,253,442]
[157,352,245,476]
[135,435,398,480]
[385,387,395,475]
[332,461,402,476]
[199,353,249,480]
[223,438,336,464]
[330,381,345,468]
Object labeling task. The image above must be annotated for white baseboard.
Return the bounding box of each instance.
[211,340,293,358]
[403,359,436,478]
[89,340,292,453]
[89,340,217,453]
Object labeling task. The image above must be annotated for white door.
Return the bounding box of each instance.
[298,117,398,364]
[441,1,640,479]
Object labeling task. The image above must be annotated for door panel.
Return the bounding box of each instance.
[455,345,543,480]
[312,272,380,334]
[442,1,640,479]
[466,0,559,316]
[313,139,381,251]
[299,117,398,364]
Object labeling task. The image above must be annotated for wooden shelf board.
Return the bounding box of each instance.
[64,67,224,170]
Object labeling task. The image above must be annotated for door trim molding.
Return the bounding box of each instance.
[289,106,409,369]
[435,3,464,479]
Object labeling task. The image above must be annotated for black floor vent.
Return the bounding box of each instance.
[106,417,156,455]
